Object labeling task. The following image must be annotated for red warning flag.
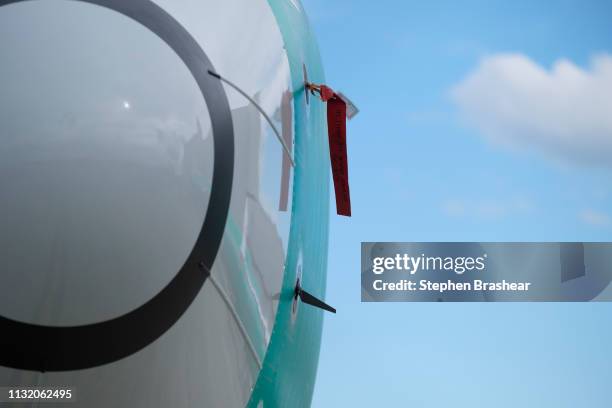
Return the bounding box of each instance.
[326,94,351,216]
[307,83,352,217]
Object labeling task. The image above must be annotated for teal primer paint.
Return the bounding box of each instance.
[247,0,330,406]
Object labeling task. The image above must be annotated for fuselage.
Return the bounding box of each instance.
[0,0,329,406]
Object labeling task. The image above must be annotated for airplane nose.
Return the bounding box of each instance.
[0,0,214,327]
[0,0,234,371]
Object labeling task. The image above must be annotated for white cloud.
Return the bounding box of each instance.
[580,209,611,227]
[451,53,612,166]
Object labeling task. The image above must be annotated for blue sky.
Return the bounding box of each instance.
[302,0,612,406]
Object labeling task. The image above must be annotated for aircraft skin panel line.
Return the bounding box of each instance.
[208,271,263,369]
